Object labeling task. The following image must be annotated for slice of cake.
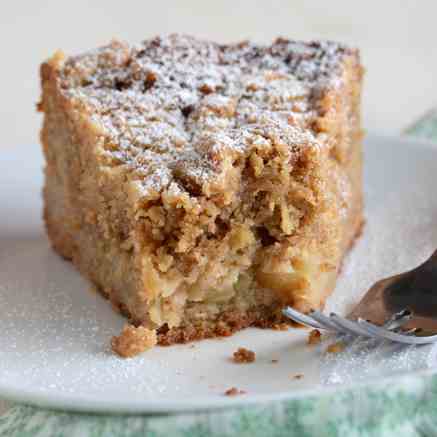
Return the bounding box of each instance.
[39,35,364,346]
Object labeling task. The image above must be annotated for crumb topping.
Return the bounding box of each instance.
[111,324,157,357]
[54,34,356,198]
[232,347,256,363]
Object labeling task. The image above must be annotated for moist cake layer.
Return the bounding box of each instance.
[39,35,364,345]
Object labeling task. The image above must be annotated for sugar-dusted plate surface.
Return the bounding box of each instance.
[1,134,437,414]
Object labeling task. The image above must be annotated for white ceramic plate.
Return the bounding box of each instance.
[1,134,437,414]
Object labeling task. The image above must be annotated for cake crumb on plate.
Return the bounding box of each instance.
[111,324,157,358]
[224,387,247,396]
[308,329,322,345]
[232,347,256,363]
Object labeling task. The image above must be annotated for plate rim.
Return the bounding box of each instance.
[0,365,436,414]
[1,132,437,414]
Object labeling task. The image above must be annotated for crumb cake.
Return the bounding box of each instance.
[39,35,364,346]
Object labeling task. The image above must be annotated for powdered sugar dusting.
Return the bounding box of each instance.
[0,239,181,397]
[56,34,356,197]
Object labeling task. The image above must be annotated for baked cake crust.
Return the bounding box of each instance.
[39,35,364,347]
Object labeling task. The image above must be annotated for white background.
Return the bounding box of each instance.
[1,0,437,150]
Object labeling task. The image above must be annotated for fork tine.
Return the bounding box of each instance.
[282,307,435,345]
[358,319,437,344]
[329,313,374,338]
[382,309,412,330]
[398,327,421,335]
[310,311,350,335]
[282,307,325,330]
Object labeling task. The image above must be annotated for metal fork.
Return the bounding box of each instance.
[283,307,437,344]
[282,250,437,345]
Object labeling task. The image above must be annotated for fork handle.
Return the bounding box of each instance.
[384,250,437,318]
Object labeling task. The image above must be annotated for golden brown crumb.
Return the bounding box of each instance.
[111,324,157,358]
[326,341,345,354]
[308,329,322,345]
[272,323,289,331]
[224,387,247,396]
[232,347,256,363]
[292,374,304,379]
